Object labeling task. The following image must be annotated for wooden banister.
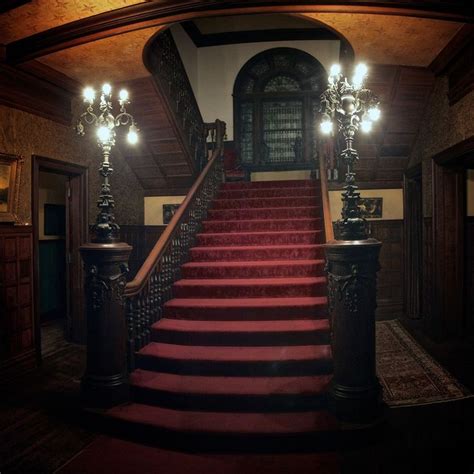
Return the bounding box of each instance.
[125,120,225,298]
[319,143,335,242]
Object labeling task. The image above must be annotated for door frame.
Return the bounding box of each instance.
[430,137,473,340]
[32,155,88,361]
[403,163,423,320]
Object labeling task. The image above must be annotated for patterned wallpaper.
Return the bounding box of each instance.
[0,103,144,225]
[301,13,461,66]
[0,0,146,43]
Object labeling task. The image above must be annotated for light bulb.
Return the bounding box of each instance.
[127,124,138,145]
[83,87,95,103]
[330,64,341,77]
[352,63,368,89]
[355,63,368,79]
[119,89,129,102]
[97,126,111,142]
[368,106,381,121]
[102,83,112,95]
[320,120,333,135]
[361,119,373,133]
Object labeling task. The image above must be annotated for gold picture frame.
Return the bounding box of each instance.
[0,153,23,223]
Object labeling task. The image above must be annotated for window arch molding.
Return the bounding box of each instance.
[233,47,327,170]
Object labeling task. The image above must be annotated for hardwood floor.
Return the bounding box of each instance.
[0,322,95,474]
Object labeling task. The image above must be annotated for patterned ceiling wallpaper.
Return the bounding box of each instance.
[38,25,164,83]
[0,0,146,43]
[301,13,462,66]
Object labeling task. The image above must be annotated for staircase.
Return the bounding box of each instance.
[107,178,338,446]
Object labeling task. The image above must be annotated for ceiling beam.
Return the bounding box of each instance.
[5,1,472,64]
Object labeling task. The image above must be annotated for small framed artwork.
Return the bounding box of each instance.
[163,204,181,225]
[0,153,23,223]
[359,197,383,219]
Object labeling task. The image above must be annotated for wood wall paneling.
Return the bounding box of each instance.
[0,225,35,365]
[465,217,474,340]
[369,220,404,319]
[117,225,167,278]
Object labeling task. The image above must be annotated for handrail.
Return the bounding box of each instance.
[319,141,335,242]
[125,119,225,298]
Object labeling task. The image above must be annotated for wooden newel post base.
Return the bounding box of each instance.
[80,242,132,408]
[325,238,383,423]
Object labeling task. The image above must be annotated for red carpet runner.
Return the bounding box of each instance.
[107,179,337,443]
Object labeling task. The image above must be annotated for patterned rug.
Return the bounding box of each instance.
[376,320,472,406]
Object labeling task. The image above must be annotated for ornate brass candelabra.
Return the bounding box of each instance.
[76,83,139,243]
[320,63,380,240]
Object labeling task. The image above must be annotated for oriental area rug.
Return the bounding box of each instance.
[376,320,472,406]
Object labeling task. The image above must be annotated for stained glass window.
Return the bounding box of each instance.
[263,100,303,164]
[264,76,301,93]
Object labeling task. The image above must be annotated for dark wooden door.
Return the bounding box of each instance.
[431,163,466,339]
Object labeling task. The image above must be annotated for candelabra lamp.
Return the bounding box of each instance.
[320,63,380,240]
[77,83,139,243]
[76,83,138,408]
[320,64,384,424]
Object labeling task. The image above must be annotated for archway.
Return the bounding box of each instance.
[233,47,327,171]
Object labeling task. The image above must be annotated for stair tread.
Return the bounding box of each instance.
[107,403,337,434]
[138,342,332,362]
[191,244,324,251]
[165,296,327,308]
[130,369,332,395]
[174,277,326,287]
[197,230,323,238]
[182,259,325,269]
[153,318,330,333]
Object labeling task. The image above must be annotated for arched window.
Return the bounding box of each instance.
[233,48,327,170]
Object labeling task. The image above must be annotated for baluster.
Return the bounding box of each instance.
[143,284,151,345]
[133,296,143,352]
[125,298,136,371]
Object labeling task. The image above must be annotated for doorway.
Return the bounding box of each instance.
[32,156,88,360]
[430,138,474,341]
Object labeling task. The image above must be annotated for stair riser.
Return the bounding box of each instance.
[101,415,341,451]
[130,387,329,412]
[211,197,319,210]
[190,246,324,262]
[202,219,322,233]
[218,188,318,199]
[196,232,324,246]
[135,356,333,377]
[152,329,330,346]
[181,262,325,279]
[163,303,327,321]
[207,207,320,220]
[222,180,316,190]
[172,281,327,299]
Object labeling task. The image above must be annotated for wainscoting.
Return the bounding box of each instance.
[369,220,404,319]
[119,225,167,278]
[0,225,35,370]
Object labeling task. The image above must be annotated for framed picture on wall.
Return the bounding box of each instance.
[163,204,181,225]
[359,197,383,219]
[0,153,23,223]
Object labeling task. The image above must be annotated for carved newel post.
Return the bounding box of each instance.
[320,64,383,422]
[76,83,139,408]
